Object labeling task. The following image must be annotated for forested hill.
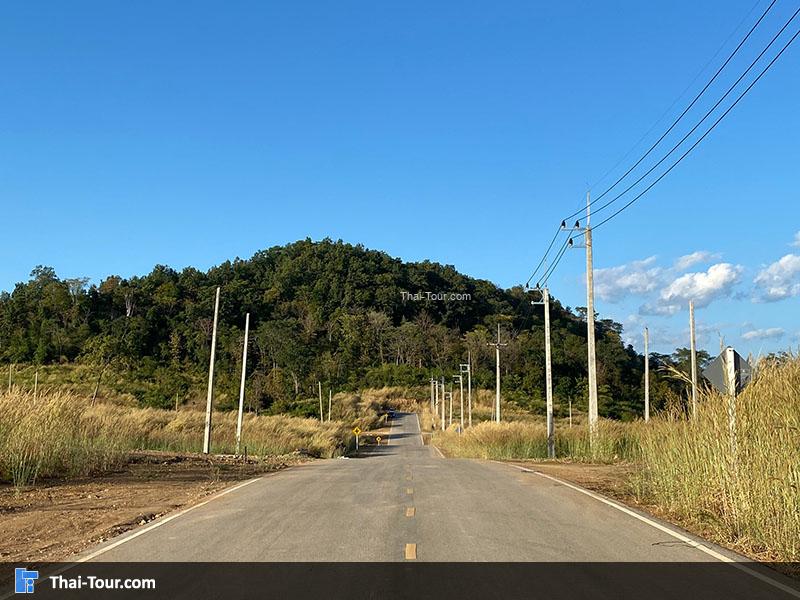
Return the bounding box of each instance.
[0,238,679,419]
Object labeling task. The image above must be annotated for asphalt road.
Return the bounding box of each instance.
[66,412,798,599]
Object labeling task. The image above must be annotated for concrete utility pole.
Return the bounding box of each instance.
[430,378,435,413]
[448,383,453,427]
[434,378,439,414]
[236,313,250,455]
[724,346,737,458]
[318,381,323,423]
[487,324,507,423]
[440,377,446,431]
[454,373,464,431]
[203,286,221,455]
[585,192,599,440]
[689,300,698,419]
[462,352,472,427]
[644,327,650,423]
[328,388,332,422]
[532,287,555,458]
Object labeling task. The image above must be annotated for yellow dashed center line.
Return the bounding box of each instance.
[405,507,415,517]
[405,543,417,560]
[406,487,413,495]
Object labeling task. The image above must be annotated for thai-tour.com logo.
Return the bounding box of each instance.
[14,568,38,594]
[12,567,156,594]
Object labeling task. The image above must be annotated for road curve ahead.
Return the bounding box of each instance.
[67,412,798,599]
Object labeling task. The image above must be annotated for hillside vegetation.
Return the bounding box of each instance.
[0,239,698,419]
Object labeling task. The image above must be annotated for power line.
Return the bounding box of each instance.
[583,6,800,223]
[573,24,800,237]
[525,0,775,288]
[586,0,766,193]
[562,0,777,223]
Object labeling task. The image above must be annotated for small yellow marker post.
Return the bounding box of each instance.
[352,427,361,452]
[405,543,417,560]
[376,436,381,444]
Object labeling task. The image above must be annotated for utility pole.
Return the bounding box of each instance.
[585,192,599,440]
[328,388,332,422]
[33,369,39,403]
[448,383,453,427]
[565,196,598,443]
[318,381,323,423]
[487,324,507,423]
[203,286,220,455]
[440,377,446,431]
[430,377,435,414]
[569,400,573,428]
[454,374,464,431]
[724,346,738,458]
[644,327,650,423]
[532,286,555,458]
[461,352,472,427]
[689,300,698,419]
[236,312,250,455]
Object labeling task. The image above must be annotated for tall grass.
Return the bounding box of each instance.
[635,359,800,561]
[433,357,800,562]
[435,419,642,463]
[0,388,354,487]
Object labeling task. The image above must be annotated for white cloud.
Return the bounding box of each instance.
[639,302,681,316]
[791,232,800,248]
[594,256,662,303]
[660,263,744,308]
[742,327,785,341]
[753,254,800,302]
[674,251,721,271]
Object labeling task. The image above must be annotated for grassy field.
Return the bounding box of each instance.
[0,387,396,487]
[433,358,800,563]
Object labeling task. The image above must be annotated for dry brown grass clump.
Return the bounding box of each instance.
[0,388,353,487]
[635,358,800,562]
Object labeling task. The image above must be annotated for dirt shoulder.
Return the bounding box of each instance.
[0,451,308,563]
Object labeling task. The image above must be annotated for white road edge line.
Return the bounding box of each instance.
[77,476,263,562]
[415,413,424,446]
[493,461,800,599]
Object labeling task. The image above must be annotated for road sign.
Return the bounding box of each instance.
[352,427,361,436]
[703,348,752,395]
[376,436,381,443]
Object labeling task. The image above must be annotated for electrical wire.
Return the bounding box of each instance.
[582,5,800,224]
[570,24,800,238]
[561,0,777,223]
[524,0,775,288]
[586,0,766,193]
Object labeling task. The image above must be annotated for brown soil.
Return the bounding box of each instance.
[0,451,307,563]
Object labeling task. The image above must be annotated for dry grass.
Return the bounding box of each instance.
[435,419,642,463]
[634,359,800,562]
[433,358,800,562]
[0,388,354,487]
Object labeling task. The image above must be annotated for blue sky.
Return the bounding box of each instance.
[1,1,798,356]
